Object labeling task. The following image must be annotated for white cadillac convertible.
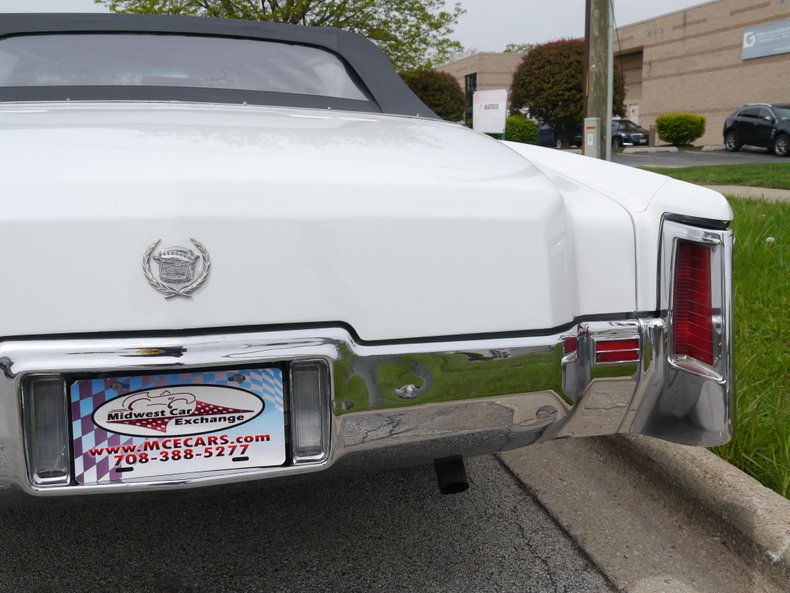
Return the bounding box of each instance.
[0,14,733,498]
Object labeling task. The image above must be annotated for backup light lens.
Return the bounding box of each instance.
[290,362,328,461]
[673,240,714,365]
[23,376,70,486]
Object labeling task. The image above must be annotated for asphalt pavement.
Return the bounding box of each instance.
[612,147,788,168]
[0,456,614,593]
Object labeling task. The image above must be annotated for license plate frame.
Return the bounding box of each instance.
[70,367,286,485]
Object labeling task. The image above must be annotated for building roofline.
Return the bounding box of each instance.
[438,51,526,68]
[615,0,718,32]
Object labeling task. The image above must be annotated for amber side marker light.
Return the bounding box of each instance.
[672,240,714,366]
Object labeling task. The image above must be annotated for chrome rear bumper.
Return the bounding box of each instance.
[0,315,731,497]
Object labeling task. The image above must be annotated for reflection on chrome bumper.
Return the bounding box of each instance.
[0,315,731,497]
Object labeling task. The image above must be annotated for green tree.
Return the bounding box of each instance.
[97,0,465,72]
[509,38,625,144]
[400,68,464,121]
[503,43,533,53]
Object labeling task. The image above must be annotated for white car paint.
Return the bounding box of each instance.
[504,142,733,311]
[0,102,664,341]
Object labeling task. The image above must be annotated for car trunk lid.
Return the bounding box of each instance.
[0,103,635,340]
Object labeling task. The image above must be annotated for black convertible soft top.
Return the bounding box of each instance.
[0,13,438,118]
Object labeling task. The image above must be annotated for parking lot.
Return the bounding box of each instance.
[612,147,789,168]
[0,457,614,593]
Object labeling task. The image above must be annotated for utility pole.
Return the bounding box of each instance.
[584,0,613,160]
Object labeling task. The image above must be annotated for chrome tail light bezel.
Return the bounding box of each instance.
[660,219,733,382]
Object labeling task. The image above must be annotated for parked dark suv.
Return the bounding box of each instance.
[723,103,790,156]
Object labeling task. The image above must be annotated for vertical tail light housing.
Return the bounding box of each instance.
[22,376,71,486]
[662,220,732,380]
[289,361,330,463]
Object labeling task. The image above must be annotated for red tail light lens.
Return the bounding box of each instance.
[673,240,714,365]
[595,338,640,363]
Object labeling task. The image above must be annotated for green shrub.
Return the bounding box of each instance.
[400,68,465,121]
[505,115,538,144]
[655,112,706,145]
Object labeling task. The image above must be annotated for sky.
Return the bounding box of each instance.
[2,0,714,52]
[451,0,713,51]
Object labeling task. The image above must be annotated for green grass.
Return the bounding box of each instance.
[713,198,790,498]
[642,163,790,190]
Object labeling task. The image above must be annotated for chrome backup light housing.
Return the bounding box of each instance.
[21,375,71,486]
[289,360,332,463]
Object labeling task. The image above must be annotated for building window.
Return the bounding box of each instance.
[464,72,477,124]
[464,72,477,107]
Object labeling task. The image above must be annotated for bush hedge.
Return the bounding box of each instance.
[505,115,538,144]
[400,68,465,122]
[655,112,706,146]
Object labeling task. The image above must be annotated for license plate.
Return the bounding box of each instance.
[70,368,286,485]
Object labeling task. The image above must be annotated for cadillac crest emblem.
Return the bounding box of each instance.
[143,238,211,299]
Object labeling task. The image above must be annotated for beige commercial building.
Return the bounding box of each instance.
[439,0,790,145]
[436,53,525,119]
[618,0,790,145]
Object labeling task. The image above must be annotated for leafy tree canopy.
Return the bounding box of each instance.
[97,0,465,71]
[509,38,625,141]
[503,42,533,53]
[400,68,464,121]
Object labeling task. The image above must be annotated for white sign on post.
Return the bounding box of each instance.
[473,89,508,134]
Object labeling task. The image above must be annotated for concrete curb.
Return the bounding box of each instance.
[614,434,790,580]
[703,184,790,202]
[622,146,678,154]
[500,435,790,592]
